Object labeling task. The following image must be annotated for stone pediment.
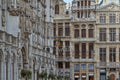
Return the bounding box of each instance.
[97,2,120,11]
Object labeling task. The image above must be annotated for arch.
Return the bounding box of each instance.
[88,24,94,28]
[81,24,86,28]
[55,5,59,14]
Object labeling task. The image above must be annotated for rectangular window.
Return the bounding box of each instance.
[77,1,80,7]
[74,64,80,71]
[65,62,70,68]
[74,29,79,38]
[89,43,94,59]
[88,1,91,6]
[100,14,106,23]
[82,43,86,59]
[109,48,116,62]
[81,11,83,18]
[88,29,94,38]
[81,29,86,38]
[77,12,80,18]
[65,23,70,36]
[81,1,83,7]
[58,62,63,68]
[74,43,79,59]
[53,41,56,55]
[109,14,116,23]
[119,48,120,61]
[81,64,86,70]
[85,1,87,6]
[99,28,106,41]
[65,41,70,57]
[119,28,120,41]
[100,48,106,62]
[88,64,94,70]
[58,23,63,36]
[53,23,56,37]
[119,15,120,23]
[109,28,116,41]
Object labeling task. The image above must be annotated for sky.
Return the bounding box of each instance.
[64,0,73,3]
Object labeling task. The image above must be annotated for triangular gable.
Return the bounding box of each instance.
[97,2,120,11]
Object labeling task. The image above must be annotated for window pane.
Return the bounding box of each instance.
[99,28,106,41]
[58,23,63,36]
[82,43,86,58]
[74,29,79,38]
[81,29,86,38]
[74,43,79,59]
[65,23,70,36]
[99,48,106,62]
[81,64,86,70]
[109,28,116,41]
[88,29,94,38]
[74,64,80,71]
[109,48,116,62]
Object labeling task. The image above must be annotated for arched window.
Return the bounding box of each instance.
[55,5,59,14]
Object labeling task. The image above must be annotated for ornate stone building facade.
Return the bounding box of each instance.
[54,0,120,80]
[0,0,56,80]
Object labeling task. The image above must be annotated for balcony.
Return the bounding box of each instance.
[71,38,95,42]
[96,62,120,68]
[71,6,95,11]
[72,17,96,22]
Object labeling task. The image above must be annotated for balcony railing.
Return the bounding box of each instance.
[97,62,120,68]
[71,6,96,10]
[72,18,96,22]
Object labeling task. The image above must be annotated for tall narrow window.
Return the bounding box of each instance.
[53,23,56,37]
[88,1,91,6]
[99,28,106,41]
[109,48,116,62]
[77,1,80,7]
[53,41,56,55]
[65,62,70,68]
[55,5,59,14]
[58,62,63,68]
[81,1,83,7]
[88,29,94,38]
[85,0,87,6]
[65,23,70,36]
[81,11,83,18]
[109,28,116,41]
[119,48,120,61]
[82,43,86,59]
[58,23,63,36]
[99,48,106,62]
[100,14,106,23]
[74,43,79,59]
[81,29,86,38]
[74,29,79,38]
[77,12,80,18]
[74,64,80,71]
[89,43,94,58]
[65,41,70,57]
[109,14,116,23]
[119,28,120,41]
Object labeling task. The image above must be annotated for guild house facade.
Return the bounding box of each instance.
[54,0,120,80]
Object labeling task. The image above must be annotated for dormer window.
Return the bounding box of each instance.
[55,5,59,14]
